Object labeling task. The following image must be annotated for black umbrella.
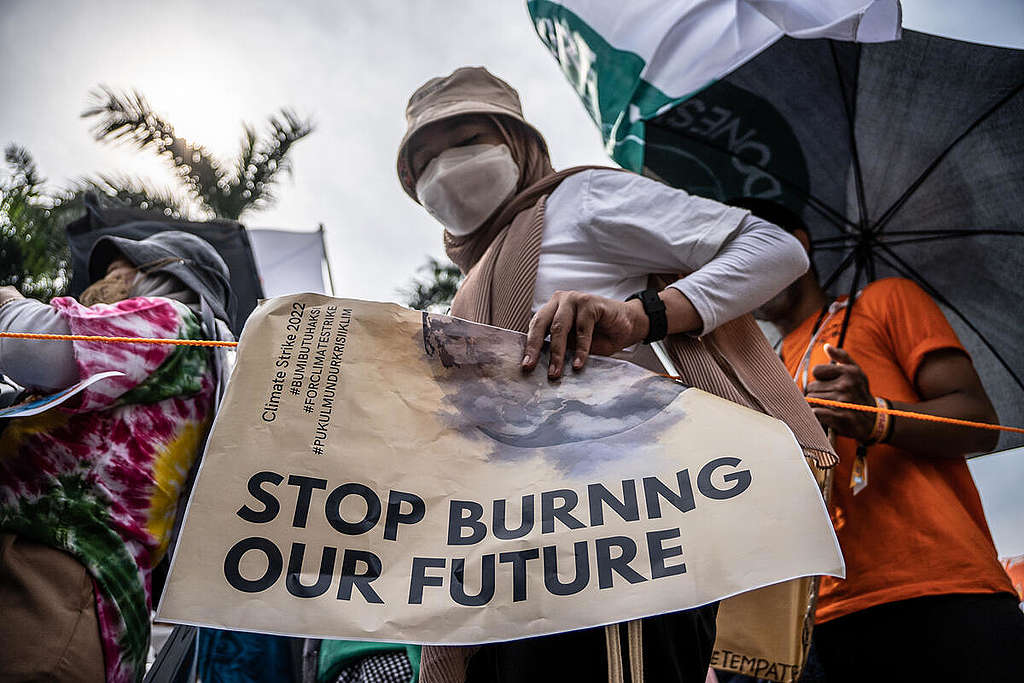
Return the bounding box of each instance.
[641,30,1024,450]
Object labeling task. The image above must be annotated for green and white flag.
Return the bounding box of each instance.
[528,0,902,170]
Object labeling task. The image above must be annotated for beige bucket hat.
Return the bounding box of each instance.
[396,66,549,200]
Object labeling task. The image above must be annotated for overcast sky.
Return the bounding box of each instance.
[0,0,613,304]
[2,0,1022,300]
[2,0,1022,556]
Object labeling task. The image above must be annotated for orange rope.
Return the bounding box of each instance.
[3,332,1022,435]
[0,331,238,348]
[804,396,1024,435]
[653,372,1024,435]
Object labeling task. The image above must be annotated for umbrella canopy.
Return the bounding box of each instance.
[531,4,1024,450]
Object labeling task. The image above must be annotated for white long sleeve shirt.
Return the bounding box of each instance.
[533,169,808,334]
[0,298,78,391]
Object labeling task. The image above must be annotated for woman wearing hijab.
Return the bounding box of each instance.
[0,231,233,683]
[397,68,836,683]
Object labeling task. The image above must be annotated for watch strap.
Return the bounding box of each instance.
[626,288,668,344]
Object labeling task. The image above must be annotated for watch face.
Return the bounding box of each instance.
[644,289,666,311]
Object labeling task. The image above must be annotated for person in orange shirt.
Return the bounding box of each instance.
[733,199,1024,682]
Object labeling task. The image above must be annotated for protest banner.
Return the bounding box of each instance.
[157,294,843,645]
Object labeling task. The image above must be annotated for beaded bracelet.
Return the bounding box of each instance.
[879,397,895,444]
[864,396,892,445]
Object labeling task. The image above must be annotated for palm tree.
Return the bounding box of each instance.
[81,86,314,220]
[1,143,194,301]
[1,145,82,300]
[2,87,313,301]
[403,256,464,312]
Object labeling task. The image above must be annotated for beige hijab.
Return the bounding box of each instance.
[442,114,555,274]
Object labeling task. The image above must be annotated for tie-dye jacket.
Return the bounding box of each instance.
[0,296,215,682]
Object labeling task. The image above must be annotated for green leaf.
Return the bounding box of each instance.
[401,256,464,312]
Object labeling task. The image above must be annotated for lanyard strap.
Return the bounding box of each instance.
[794,299,848,391]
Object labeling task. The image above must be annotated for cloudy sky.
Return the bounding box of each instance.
[1,0,613,303]
[2,0,1021,303]
[2,0,1022,555]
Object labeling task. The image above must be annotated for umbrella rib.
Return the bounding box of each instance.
[875,233,1024,247]
[813,237,863,248]
[872,78,1024,233]
[836,257,864,348]
[814,244,861,252]
[874,246,1024,393]
[813,228,1024,248]
[817,237,955,250]
[828,41,870,233]
[644,138,855,234]
[819,248,858,293]
[875,228,1024,238]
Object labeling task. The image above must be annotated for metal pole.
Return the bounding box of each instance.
[143,624,197,683]
[836,256,863,349]
[318,224,336,296]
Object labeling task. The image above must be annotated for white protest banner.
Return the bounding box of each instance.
[158,294,842,644]
[249,228,330,297]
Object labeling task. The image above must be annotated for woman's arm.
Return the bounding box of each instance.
[807,345,999,457]
[523,215,808,378]
[667,216,808,334]
[0,292,79,391]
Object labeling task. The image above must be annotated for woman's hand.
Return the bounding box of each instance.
[522,288,701,379]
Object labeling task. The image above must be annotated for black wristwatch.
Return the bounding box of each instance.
[626,288,668,344]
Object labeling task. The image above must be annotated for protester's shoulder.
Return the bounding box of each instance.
[860,278,957,346]
[52,296,199,338]
[860,277,935,310]
[584,168,683,197]
[548,169,641,226]
[549,167,595,201]
[571,168,710,222]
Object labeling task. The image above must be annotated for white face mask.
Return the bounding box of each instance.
[415,143,520,236]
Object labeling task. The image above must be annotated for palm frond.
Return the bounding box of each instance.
[77,174,190,219]
[213,109,314,219]
[401,256,464,312]
[261,108,315,181]
[1,165,71,300]
[82,86,225,210]
[3,144,45,191]
[81,86,314,220]
[207,124,258,219]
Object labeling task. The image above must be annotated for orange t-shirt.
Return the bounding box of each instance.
[1003,556,1024,604]
[779,278,1015,623]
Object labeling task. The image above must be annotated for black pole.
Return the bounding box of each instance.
[836,253,864,350]
[143,624,196,683]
